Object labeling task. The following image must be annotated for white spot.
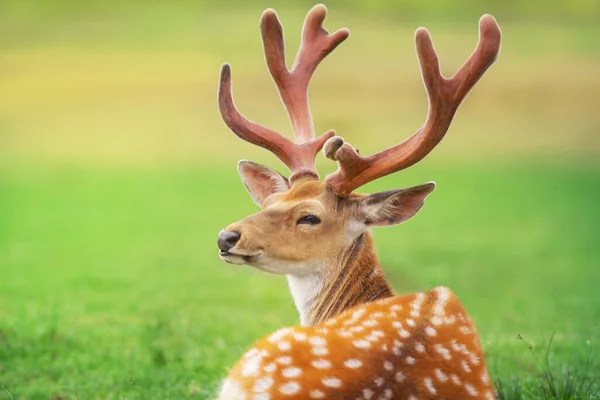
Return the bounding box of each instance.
[349,326,365,333]
[415,343,425,353]
[317,327,329,334]
[393,340,403,348]
[462,360,472,373]
[425,326,437,336]
[451,341,461,352]
[251,394,269,400]
[221,379,243,399]
[383,361,394,371]
[435,344,451,360]
[279,381,300,395]
[351,308,366,320]
[481,373,490,383]
[390,304,402,311]
[381,344,389,352]
[410,310,420,318]
[484,390,495,400]
[244,348,259,359]
[399,329,410,338]
[374,377,384,387]
[383,388,393,399]
[470,352,481,365]
[363,319,378,327]
[293,332,307,341]
[322,377,342,388]
[372,312,384,318]
[309,390,325,399]
[312,347,328,356]
[264,363,276,373]
[276,356,292,365]
[337,330,353,338]
[371,330,385,338]
[363,389,374,399]
[242,357,261,377]
[406,319,416,327]
[465,383,479,396]
[309,336,327,346]
[424,377,437,395]
[444,315,457,324]
[366,334,380,342]
[405,356,415,365]
[460,344,470,355]
[253,376,274,392]
[431,316,443,326]
[282,367,302,378]
[433,286,450,318]
[411,292,425,313]
[278,341,291,351]
[435,368,448,382]
[353,339,371,349]
[324,318,337,326]
[451,374,462,385]
[395,372,405,382]
[408,396,417,400]
[392,321,402,329]
[344,359,363,368]
[312,359,331,369]
[460,325,473,335]
[268,328,292,343]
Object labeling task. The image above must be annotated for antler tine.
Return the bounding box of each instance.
[218,5,346,182]
[218,64,334,176]
[325,15,501,196]
[261,4,350,144]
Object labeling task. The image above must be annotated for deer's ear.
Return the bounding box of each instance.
[359,182,436,227]
[238,160,290,208]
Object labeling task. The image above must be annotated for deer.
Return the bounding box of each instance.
[215,4,501,399]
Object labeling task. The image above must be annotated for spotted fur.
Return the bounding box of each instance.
[218,287,495,400]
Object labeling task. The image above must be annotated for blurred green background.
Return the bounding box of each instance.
[1,0,599,399]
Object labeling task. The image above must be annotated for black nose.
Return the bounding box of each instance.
[218,230,241,252]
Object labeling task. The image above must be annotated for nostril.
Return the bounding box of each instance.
[217,230,241,252]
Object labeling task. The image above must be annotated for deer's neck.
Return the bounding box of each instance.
[286,232,394,326]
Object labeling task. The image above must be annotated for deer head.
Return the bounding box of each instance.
[217,5,501,326]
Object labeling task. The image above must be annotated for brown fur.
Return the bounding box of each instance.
[307,232,393,325]
[220,177,432,325]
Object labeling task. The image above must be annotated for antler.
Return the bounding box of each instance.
[218,5,349,181]
[324,15,502,196]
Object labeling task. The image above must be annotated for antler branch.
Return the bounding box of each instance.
[325,15,501,196]
[218,5,348,181]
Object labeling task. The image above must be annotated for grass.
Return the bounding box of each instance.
[0,3,599,399]
[1,163,599,399]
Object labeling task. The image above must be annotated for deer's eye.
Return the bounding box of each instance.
[297,215,321,225]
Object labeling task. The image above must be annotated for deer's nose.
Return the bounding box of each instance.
[218,230,241,252]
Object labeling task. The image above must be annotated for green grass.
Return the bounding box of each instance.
[1,162,599,399]
[0,3,599,399]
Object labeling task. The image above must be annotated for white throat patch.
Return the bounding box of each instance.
[286,273,324,325]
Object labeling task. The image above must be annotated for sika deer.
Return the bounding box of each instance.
[215,4,501,399]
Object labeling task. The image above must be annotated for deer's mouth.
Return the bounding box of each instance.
[219,250,261,264]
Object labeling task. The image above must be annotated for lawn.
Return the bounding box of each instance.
[0,3,599,399]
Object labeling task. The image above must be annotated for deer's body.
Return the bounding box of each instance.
[219,287,494,400]
[214,4,501,399]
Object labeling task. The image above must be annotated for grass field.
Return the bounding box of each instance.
[1,3,599,399]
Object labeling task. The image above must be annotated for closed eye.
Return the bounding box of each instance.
[297,215,321,225]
